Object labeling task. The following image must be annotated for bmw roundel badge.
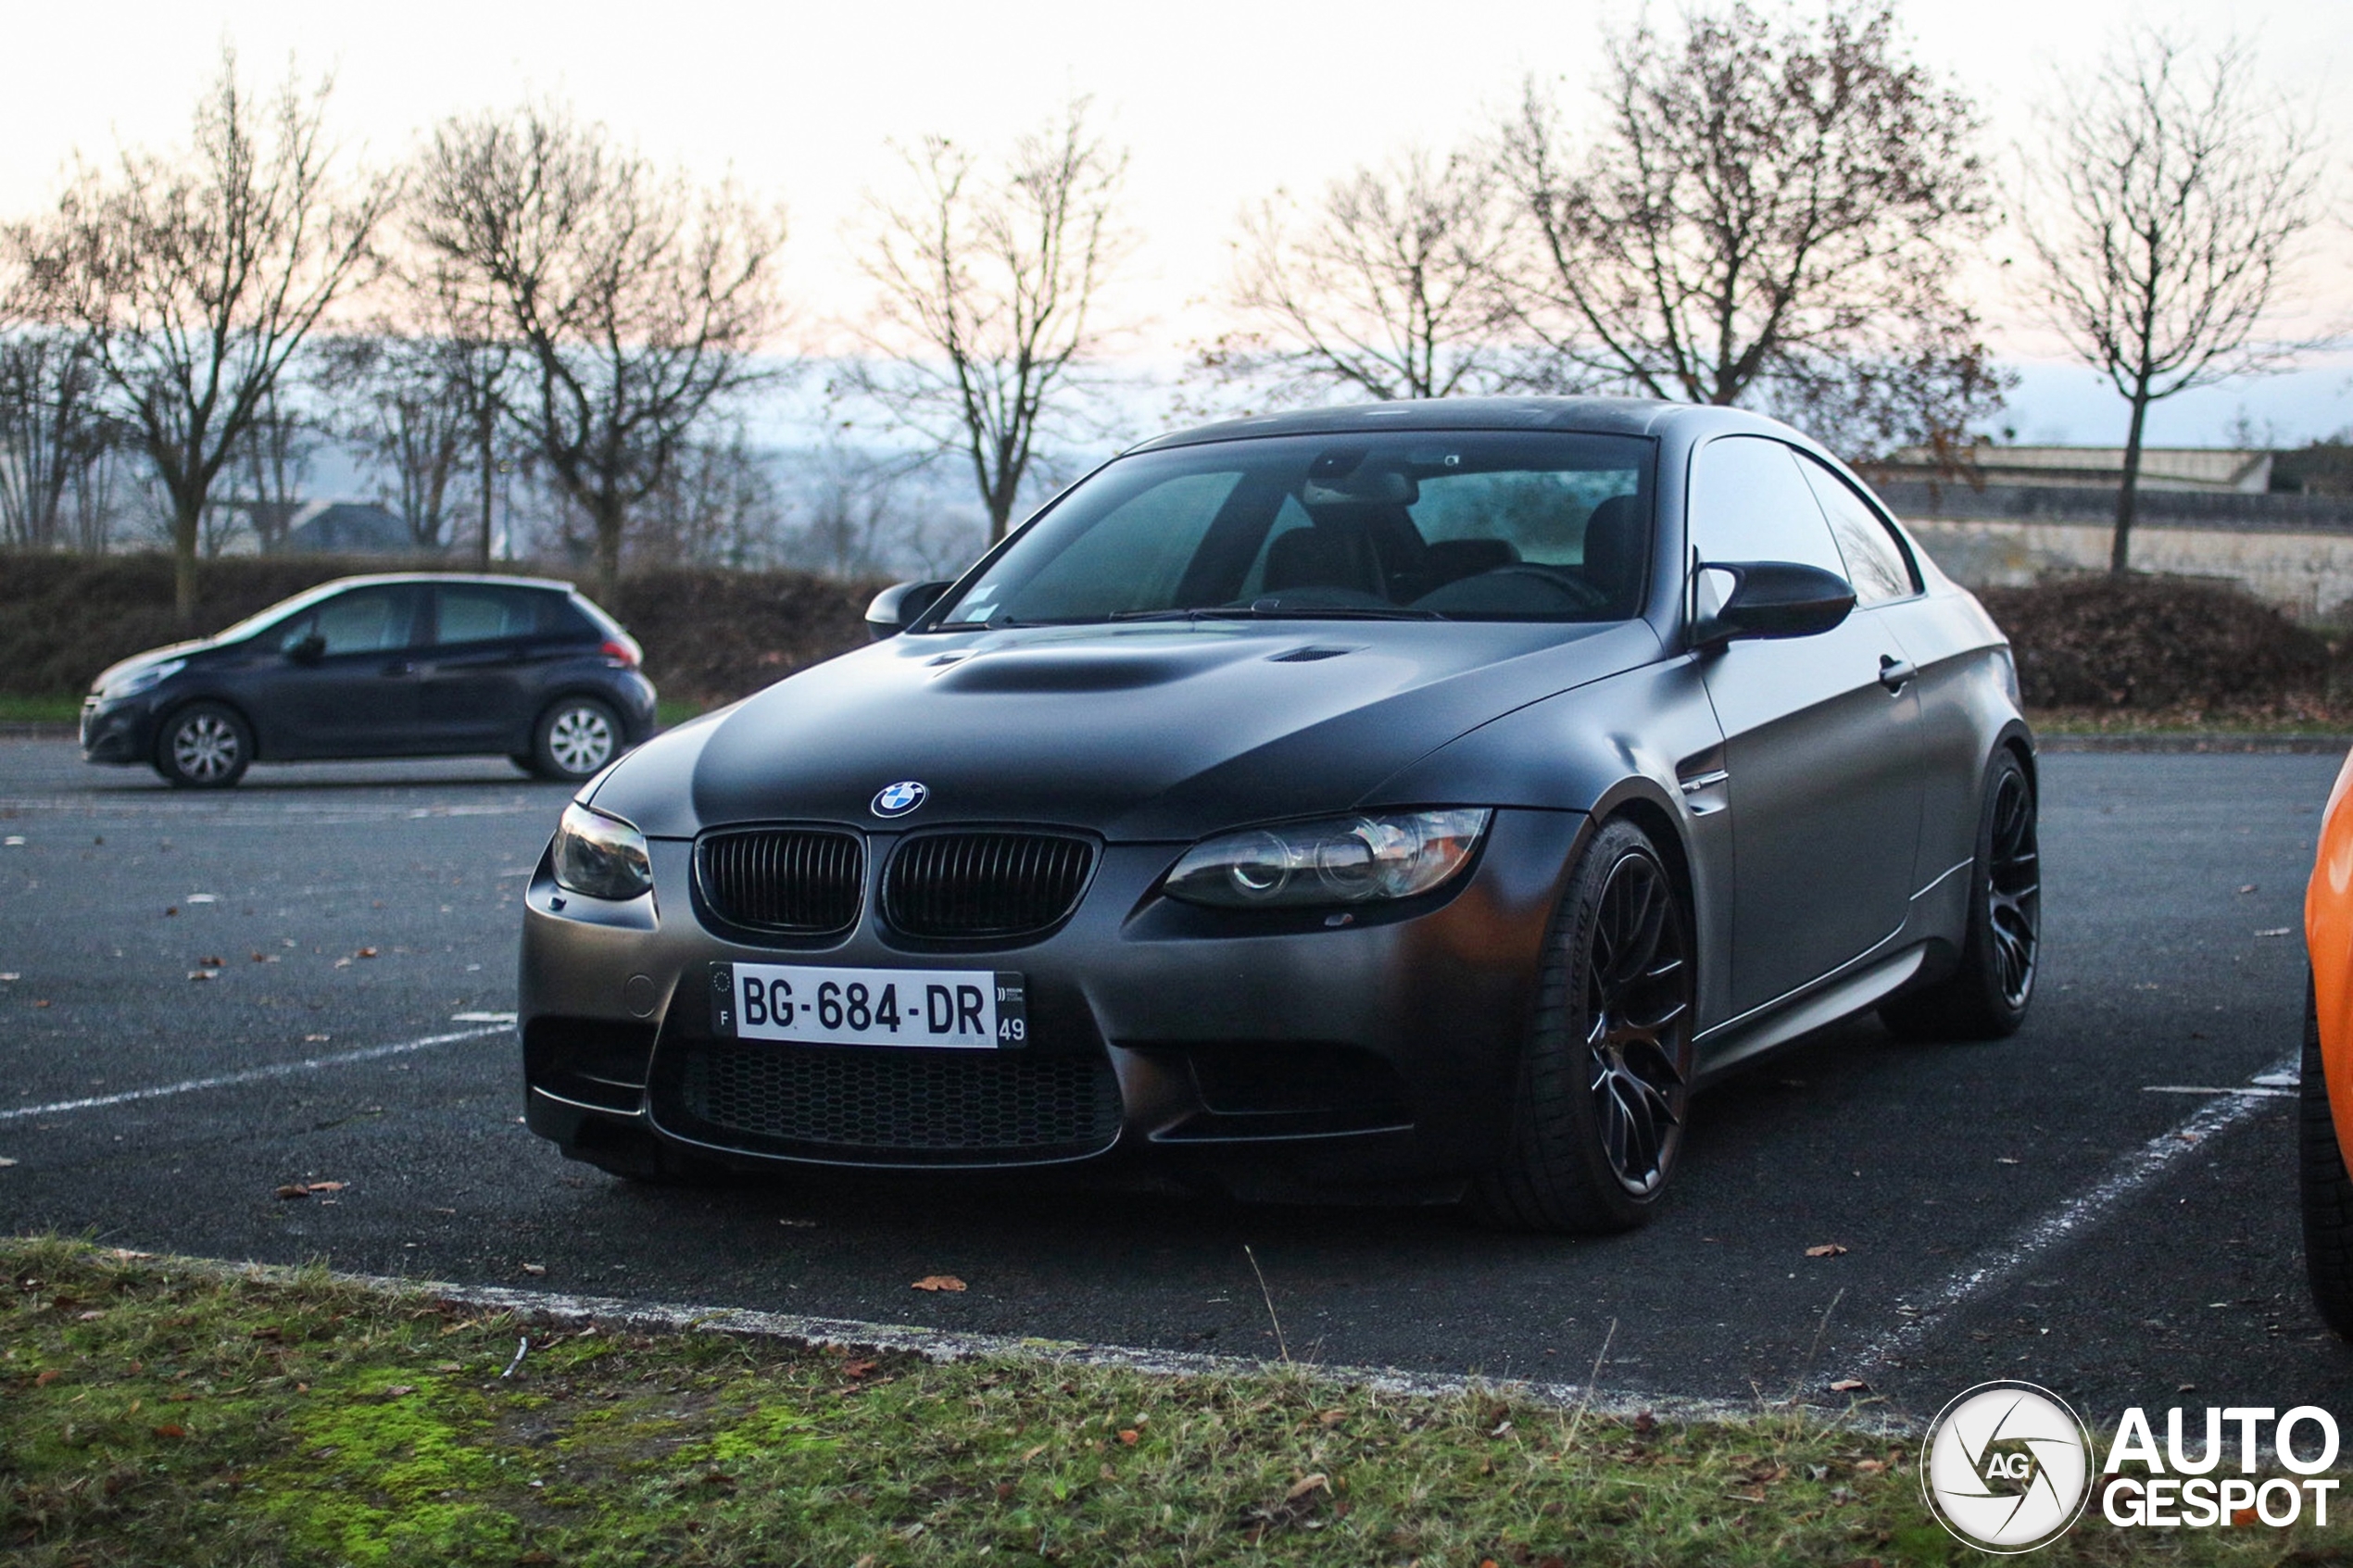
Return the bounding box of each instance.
[872,780,928,818]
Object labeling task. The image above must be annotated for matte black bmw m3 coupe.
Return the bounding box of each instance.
[521,398,2037,1231]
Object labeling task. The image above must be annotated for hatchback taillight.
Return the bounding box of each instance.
[601,638,641,669]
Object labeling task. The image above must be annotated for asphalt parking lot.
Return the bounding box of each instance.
[0,734,2346,1424]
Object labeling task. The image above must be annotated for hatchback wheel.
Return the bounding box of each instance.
[2301,977,2353,1338]
[1471,817,1695,1234]
[1881,748,2038,1041]
[154,702,252,789]
[531,697,621,783]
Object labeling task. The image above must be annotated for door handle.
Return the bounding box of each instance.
[1877,655,1916,694]
[379,659,415,677]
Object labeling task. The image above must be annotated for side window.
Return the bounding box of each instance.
[434,585,539,645]
[1686,436,1847,578]
[288,588,416,656]
[1796,455,1918,608]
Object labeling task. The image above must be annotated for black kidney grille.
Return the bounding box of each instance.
[698,828,864,935]
[884,832,1094,939]
[678,1044,1121,1156]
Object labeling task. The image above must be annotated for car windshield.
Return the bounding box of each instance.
[934,431,1655,628]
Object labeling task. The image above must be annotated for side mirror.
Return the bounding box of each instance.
[286,632,326,664]
[865,580,953,641]
[1692,561,1855,646]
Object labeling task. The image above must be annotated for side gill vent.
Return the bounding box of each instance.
[1268,646,1356,663]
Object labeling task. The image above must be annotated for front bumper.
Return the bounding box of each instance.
[519,808,1588,1196]
[80,695,155,764]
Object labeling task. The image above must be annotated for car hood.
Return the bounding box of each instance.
[590,618,1665,841]
[89,638,221,695]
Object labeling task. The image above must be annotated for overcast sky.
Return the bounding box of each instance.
[3,0,2347,445]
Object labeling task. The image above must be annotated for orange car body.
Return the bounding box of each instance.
[2305,748,2353,1176]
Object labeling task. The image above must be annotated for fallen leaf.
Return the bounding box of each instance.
[332,958,352,969]
[355,947,379,960]
[1995,1157,2020,1165]
[1118,1428,1139,1446]
[151,1424,187,1438]
[35,1369,59,1386]
[32,999,50,1008]
[911,1274,967,1292]
[2256,927,2293,938]
[0,1157,16,1168]
[164,906,177,917]
[520,1263,547,1276]
[1856,1458,1887,1474]
[1021,1442,1049,1462]
[76,1310,103,1322]
[433,1361,463,1374]
[382,1385,415,1398]
[842,1360,878,1379]
[305,1181,346,1193]
[2238,884,2258,894]
[198,956,224,968]
[187,970,216,983]
[1830,1377,1870,1393]
[0,972,16,981]
[1285,1473,1329,1501]
[1806,1243,1848,1258]
[995,1480,1015,1500]
[272,1184,309,1199]
[303,1033,330,1043]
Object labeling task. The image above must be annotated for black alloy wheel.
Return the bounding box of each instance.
[154,702,252,789]
[1881,748,2039,1041]
[1473,817,1696,1233]
[2300,974,2353,1338]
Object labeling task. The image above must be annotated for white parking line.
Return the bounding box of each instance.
[0,1023,510,1123]
[1846,1053,2299,1380]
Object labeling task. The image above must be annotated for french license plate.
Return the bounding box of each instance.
[710,962,1026,1049]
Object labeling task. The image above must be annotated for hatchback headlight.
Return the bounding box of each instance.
[551,802,652,900]
[100,659,184,701]
[1163,809,1492,909]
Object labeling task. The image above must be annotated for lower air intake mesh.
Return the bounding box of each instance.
[677,1043,1121,1156]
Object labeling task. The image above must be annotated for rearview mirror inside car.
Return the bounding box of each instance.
[864,580,954,641]
[1691,561,1855,646]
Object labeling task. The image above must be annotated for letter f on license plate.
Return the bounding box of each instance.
[709,962,1026,1048]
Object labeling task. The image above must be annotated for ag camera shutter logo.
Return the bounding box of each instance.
[1921,1381,2094,1553]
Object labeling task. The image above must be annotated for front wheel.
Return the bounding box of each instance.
[1881,748,2039,1041]
[1470,817,1696,1234]
[153,702,252,789]
[2300,976,2353,1338]
[530,697,621,784]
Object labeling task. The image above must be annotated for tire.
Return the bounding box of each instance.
[152,702,252,789]
[530,696,622,784]
[2300,975,2353,1338]
[1880,748,2039,1041]
[1470,817,1697,1234]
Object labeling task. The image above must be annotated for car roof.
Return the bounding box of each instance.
[1126,395,1723,453]
[294,572,585,595]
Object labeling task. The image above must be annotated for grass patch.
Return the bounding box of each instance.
[655,696,710,731]
[0,694,79,723]
[1,1236,2337,1566]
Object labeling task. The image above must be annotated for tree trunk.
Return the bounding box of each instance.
[171,494,203,627]
[2111,385,2152,576]
[593,498,624,601]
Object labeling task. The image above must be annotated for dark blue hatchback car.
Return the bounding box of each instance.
[81,573,658,787]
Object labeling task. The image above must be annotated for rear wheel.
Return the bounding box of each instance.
[153,702,252,789]
[2300,976,2353,1338]
[530,696,621,784]
[1881,748,2038,1041]
[1470,818,1696,1234]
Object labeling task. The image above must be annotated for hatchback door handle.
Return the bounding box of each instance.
[1877,655,1916,694]
[379,659,415,677]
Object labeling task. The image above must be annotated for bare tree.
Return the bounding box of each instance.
[321,328,497,551]
[1199,147,1518,408]
[9,53,392,620]
[635,425,787,569]
[0,324,114,550]
[221,382,314,552]
[2020,29,2331,573]
[1500,2,2006,456]
[844,98,1132,544]
[412,102,786,594]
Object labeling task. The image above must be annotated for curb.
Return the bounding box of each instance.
[144,1251,1913,1436]
[2036,733,2353,755]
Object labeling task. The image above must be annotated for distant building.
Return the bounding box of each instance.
[1877,445,2273,495]
[275,501,420,556]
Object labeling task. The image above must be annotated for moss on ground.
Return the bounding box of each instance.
[3,1236,2345,1566]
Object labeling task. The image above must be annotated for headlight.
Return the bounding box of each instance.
[1163,809,1492,909]
[100,659,184,701]
[551,802,652,900]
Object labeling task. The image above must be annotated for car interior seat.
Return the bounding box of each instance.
[1579,495,1648,616]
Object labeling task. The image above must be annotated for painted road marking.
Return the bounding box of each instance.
[1846,1054,2298,1382]
[0,1025,509,1123]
